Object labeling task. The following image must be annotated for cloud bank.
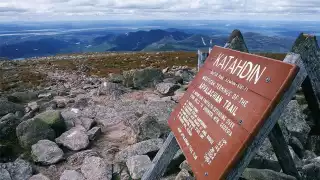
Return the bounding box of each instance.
[0,0,319,21]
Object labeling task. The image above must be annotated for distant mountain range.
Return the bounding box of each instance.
[0,28,317,59]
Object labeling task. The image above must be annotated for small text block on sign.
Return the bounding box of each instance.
[168,46,299,180]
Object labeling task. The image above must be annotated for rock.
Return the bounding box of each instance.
[56,101,66,108]
[29,174,50,180]
[0,113,20,141]
[302,162,320,180]
[126,155,153,179]
[163,77,183,84]
[115,138,164,163]
[38,93,53,99]
[0,168,11,180]
[34,110,66,135]
[295,94,307,105]
[73,98,89,109]
[279,100,311,145]
[80,117,95,131]
[39,101,57,112]
[256,138,277,162]
[0,100,24,116]
[242,168,296,180]
[27,102,40,112]
[288,146,303,168]
[96,82,126,98]
[16,118,56,149]
[31,140,64,165]
[307,135,320,155]
[55,127,89,151]
[108,73,124,83]
[87,127,102,141]
[175,169,194,180]
[3,158,33,180]
[162,67,169,74]
[60,170,85,180]
[67,150,99,166]
[179,160,192,173]
[81,156,112,180]
[156,83,180,96]
[14,111,24,118]
[303,150,317,162]
[172,91,185,103]
[7,91,38,103]
[248,155,281,172]
[175,69,194,83]
[123,68,164,89]
[166,149,186,175]
[131,115,162,142]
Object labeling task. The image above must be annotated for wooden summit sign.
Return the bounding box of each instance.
[167,46,299,179]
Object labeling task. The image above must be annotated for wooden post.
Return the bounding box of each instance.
[224,30,301,179]
[197,50,209,71]
[226,53,307,179]
[142,132,180,180]
[291,33,320,131]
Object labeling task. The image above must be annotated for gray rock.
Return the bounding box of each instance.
[131,115,162,142]
[302,162,320,180]
[34,110,66,135]
[81,156,112,180]
[303,151,317,163]
[126,155,153,179]
[289,146,303,168]
[73,98,89,109]
[174,69,194,83]
[108,73,124,83]
[0,100,24,116]
[123,68,164,89]
[248,155,281,172]
[7,91,38,103]
[67,150,99,166]
[0,113,20,141]
[242,168,296,180]
[307,135,320,155]
[38,93,53,99]
[31,140,64,165]
[256,138,277,162]
[162,77,183,84]
[60,170,85,180]
[289,136,304,158]
[87,127,102,141]
[279,100,311,145]
[80,117,95,131]
[27,102,40,112]
[55,127,89,151]
[175,169,194,180]
[0,168,11,180]
[16,118,56,149]
[29,174,50,180]
[156,83,180,96]
[115,138,164,163]
[3,158,33,180]
[179,160,192,173]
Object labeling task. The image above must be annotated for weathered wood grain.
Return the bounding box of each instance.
[226,53,307,180]
[291,33,320,131]
[142,132,180,180]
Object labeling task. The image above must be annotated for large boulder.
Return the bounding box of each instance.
[126,155,153,179]
[0,158,33,180]
[174,69,195,83]
[156,82,180,96]
[7,91,39,103]
[81,156,112,180]
[115,138,164,163]
[301,162,320,180]
[34,110,66,135]
[123,68,164,89]
[131,115,162,142]
[55,127,89,151]
[31,140,64,165]
[0,168,11,180]
[0,113,20,141]
[16,118,56,149]
[0,100,24,116]
[278,100,311,145]
[242,168,296,180]
[60,170,85,180]
[108,73,124,83]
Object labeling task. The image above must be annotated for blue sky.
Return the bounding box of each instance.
[0,0,319,21]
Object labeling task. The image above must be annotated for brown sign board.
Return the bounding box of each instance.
[168,46,299,179]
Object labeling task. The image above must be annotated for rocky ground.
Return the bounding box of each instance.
[0,52,319,180]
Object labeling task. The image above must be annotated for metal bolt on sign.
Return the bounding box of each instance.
[266,77,271,83]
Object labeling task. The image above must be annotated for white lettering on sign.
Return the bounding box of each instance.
[212,53,267,84]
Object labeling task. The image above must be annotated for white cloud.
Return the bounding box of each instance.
[0,0,319,21]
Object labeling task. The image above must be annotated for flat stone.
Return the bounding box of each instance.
[55,127,89,151]
[31,140,64,165]
[60,170,85,180]
[126,155,153,179]
[115,138,164,163]
[156,82,180,96]
[0,100,24,116]
[81,156,112,180]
